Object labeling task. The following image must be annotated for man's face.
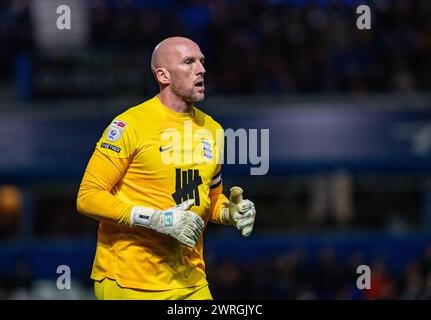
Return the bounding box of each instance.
[167,43,206,103]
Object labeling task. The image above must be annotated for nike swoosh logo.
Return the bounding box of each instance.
[159,146,173,152]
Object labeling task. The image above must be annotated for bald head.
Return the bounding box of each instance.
[151,37,201,76]
[150,37,206,104]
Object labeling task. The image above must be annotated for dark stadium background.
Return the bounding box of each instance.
[1,0,431,299]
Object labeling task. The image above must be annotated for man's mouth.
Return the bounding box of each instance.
[194,80,205,89]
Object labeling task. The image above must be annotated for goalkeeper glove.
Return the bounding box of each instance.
[130,199,204,248]
[221,186,256,237]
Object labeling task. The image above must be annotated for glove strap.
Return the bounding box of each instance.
[130,206,158,227]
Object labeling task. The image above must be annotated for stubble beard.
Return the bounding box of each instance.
[172,83,204,104]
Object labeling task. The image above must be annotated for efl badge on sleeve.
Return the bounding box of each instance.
[106,119,127,142]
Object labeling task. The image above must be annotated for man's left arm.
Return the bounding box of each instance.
[208,167,256,236]
[208,168,228,225]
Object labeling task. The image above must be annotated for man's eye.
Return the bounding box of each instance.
[185,59,193,64]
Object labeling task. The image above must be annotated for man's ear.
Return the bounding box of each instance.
[156,68,170,85]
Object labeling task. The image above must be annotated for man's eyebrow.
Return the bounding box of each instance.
[183,55,205,61]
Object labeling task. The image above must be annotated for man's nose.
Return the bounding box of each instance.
[196,62,206,76]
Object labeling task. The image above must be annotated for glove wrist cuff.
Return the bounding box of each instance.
[130,206,158,228]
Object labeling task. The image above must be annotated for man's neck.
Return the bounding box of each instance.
[157,90,193,114]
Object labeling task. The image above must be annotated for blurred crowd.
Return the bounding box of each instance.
[1,0,431,95]
[1,0,431,301]
[207,244,431,300]
[1,244,431,300]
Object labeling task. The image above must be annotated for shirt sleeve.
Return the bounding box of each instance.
[95,117,137,159]
[77,148,133,225]
[208,164,229,224]
[77,115,139,225]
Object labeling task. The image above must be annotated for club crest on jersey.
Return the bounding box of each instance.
[106,119,127,142]
[201,140,213,160]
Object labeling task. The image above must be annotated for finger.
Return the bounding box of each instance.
[184,217,203,235]
[229,186,243,205]
[178,231,197,247]
[242,225,253,237]
[183,223,201,241]
[238,200,254,213]
[236,218,254,231]
[235,208,255,219]
[188,212,204,228]
[181,237,195,248]
[179,199,195,211]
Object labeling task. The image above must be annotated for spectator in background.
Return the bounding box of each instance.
[365,258,396,300]
[3,0,431,97]
[313,246,343,299]
[400,262,424,300]
[308,171,354,228]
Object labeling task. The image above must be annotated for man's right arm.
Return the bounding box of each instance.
[77,147,204,247]
[77,114,205,247]
[76,148,133,225]
[78,142,205,249]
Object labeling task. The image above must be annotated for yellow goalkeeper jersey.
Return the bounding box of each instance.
[77,96,228,290]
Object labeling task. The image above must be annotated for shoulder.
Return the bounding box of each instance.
[193,106,224,131]
[118,97,161,120]
[112,97,165,130]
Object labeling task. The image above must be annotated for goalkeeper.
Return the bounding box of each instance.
[76,37,256,300]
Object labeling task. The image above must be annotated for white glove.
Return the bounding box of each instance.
[130,199,204,248]
[221,187,256,237]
